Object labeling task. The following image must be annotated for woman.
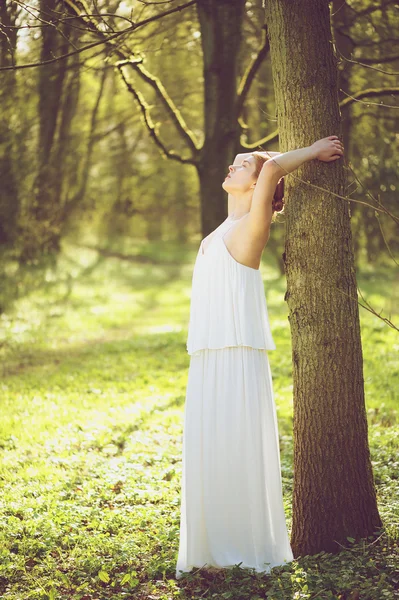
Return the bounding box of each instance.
[176,136,345,579]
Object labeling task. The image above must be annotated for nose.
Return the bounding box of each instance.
[228,165,234,173]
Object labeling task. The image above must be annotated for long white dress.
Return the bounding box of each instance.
[176,216,294,579]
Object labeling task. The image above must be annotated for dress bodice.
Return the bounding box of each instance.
[186,217,276,355]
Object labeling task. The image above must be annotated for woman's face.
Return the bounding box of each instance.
[222,155,257,194]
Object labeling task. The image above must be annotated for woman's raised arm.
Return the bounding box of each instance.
[268,136,344,179]
[228,151,281,214]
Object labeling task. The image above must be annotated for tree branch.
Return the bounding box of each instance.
[117,64,197,165]
[238,128,279,152]
[67,0,200,158]
[240,86,399,151]
[0,0,198,70]
[335,45,399,76]
[344,0,396,26]
[357,53,399,65]
[339,87,399,109]
[236,25,270,123]
[5,1,200,164]
[115,57,200,157]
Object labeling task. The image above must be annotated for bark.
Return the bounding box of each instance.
[196,0,247,236]
[0,0,19,246]
[264,0,382,557]
[21,0,80,261]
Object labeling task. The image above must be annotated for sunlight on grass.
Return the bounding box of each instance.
[0,240,397,599]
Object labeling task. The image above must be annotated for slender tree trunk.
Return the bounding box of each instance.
[264,0,382,557]
[62,67,107,226]
[196,0,246,236]
[0,0,19,246]
[331,0,362,266]
[21,0,80,262]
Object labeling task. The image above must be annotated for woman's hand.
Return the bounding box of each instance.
[311,136,344,162]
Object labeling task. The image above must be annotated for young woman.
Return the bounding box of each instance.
[176,136,345,579]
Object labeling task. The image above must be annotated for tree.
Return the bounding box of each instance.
[20,0,81,261]
[330,0,399,265]
[7,0,397,245]
[263,0,383,557]
[0,0,20,246]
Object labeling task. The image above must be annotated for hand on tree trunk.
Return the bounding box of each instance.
[311,136,344,162]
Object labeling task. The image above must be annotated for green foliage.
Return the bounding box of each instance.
[0,241,397,599]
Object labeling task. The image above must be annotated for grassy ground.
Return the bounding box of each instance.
[0,238,398,600]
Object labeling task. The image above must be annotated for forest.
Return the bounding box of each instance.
[0,1,398,599]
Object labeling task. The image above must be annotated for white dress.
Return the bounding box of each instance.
[176,216,293,579]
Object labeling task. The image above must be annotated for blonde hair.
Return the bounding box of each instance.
[251,152,285,223]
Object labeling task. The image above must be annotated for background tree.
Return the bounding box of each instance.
[331,0,399,265]
[0,1,20,247]
[20,0,81,262]
[0,0,397,313]
[263,0,383,558]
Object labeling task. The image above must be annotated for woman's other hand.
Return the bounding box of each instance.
[311,136,344,162]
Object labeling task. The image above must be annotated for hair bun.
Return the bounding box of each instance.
[272,177,285,213]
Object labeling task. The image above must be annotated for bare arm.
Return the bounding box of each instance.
[267,146,315,179]
[268,136,344,179]
[247,136,345,235]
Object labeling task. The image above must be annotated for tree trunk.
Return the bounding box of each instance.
[20,0,80,262]
[264,0,382,557]
[196,0,246,236]
[331,0,364,267]
[0,0,19,246]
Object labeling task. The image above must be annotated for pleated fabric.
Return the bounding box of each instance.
[186,231,276,356]
[176,217,293,579]
[176,347,293,579]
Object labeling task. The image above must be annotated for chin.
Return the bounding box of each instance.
[222,180,232,192]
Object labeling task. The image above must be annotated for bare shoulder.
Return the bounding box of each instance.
[224,215,270,270]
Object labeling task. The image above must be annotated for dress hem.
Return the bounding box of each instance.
[187,343,276,355]
[176,555,293,579]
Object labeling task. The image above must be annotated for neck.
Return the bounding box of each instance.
[229,193,253,219]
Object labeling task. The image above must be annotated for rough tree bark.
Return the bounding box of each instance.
[263,0,382,557]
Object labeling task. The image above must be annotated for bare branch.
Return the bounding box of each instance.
[242,86,399,150]
[0,0,198,71]
[344,0,396,26]
[346,162,399,226]
[65,0,201,158]
[307,265,399,332]
[339,87,399,109]
[355,37,399,48]
[356,54,399,66]
[336,46,399,76]
[236,25,270,122]
[239,128,279,152]
[268,156,399,226]
[117,64,197,166]
[116,57,200,156]
[137,0,179,4]
[3,0,200,162]
[375,212,399,269]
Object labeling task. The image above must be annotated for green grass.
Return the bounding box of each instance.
[0,238,398,600]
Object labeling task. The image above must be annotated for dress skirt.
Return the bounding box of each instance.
[176,346,294,579]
